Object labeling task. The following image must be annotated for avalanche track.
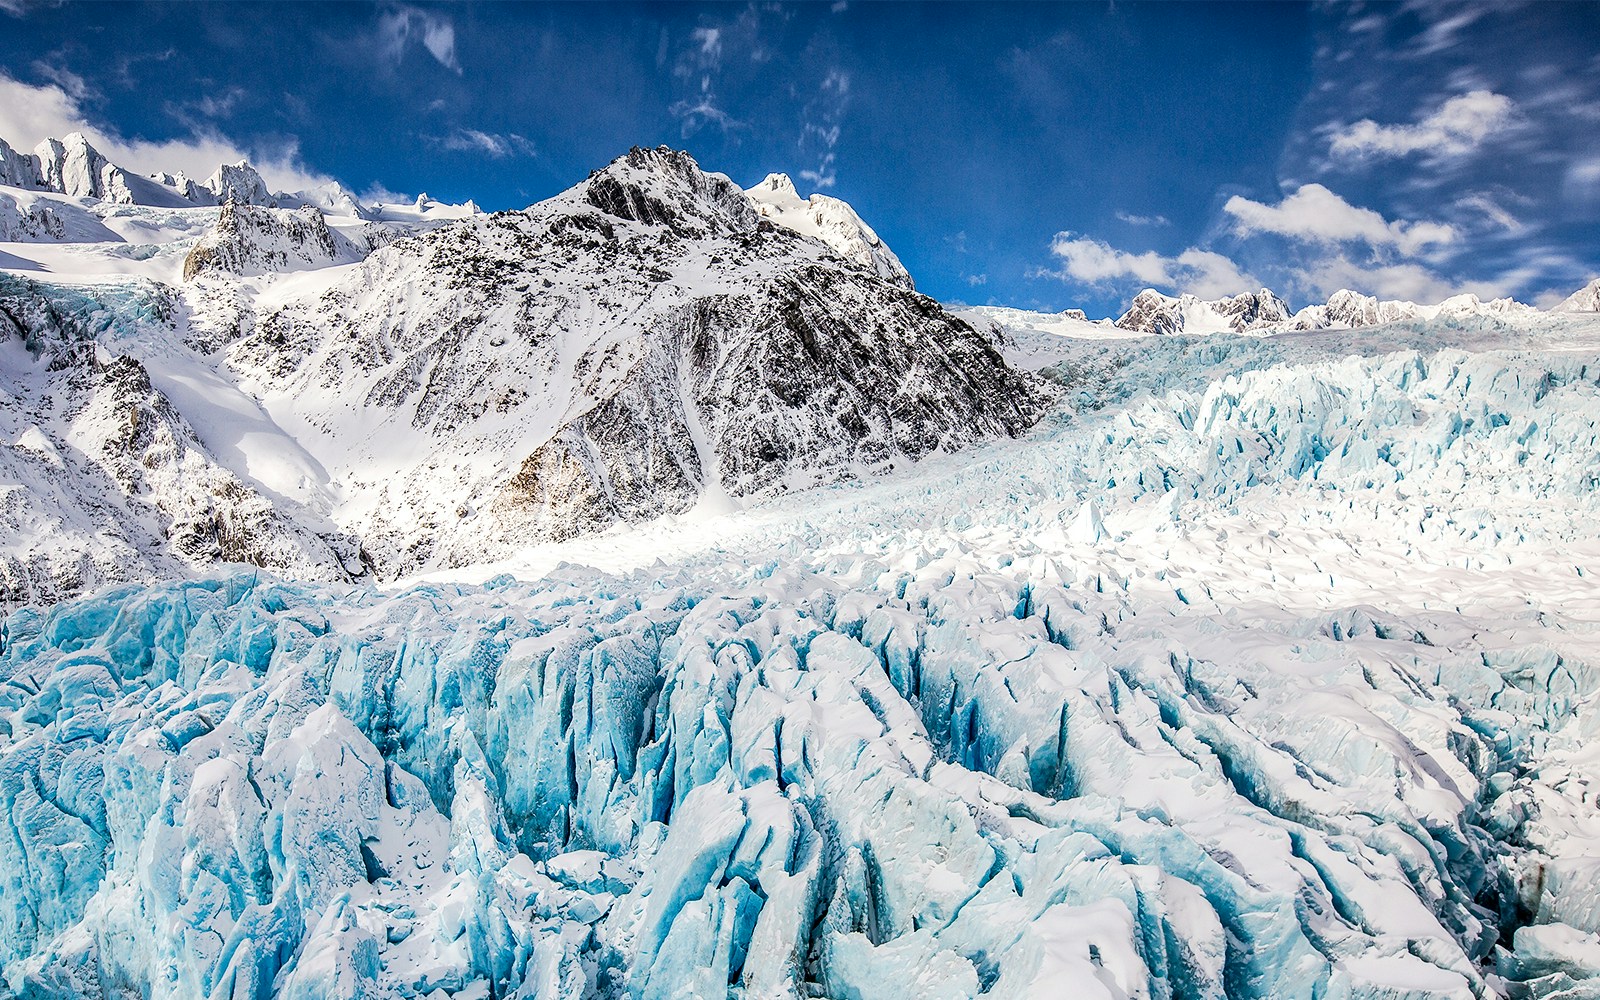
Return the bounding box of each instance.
[4,317,1600,1000]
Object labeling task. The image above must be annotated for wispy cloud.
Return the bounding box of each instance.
[1115,210,1169,227]
[377,3,461,75]
[1043,234,1259,300]
[799,68,849,190]
[29,59,89,101]
[0,0,58,17]
[1406,2,1491,57]
[668,20,745,137]
[1455,192,1523,233]
[1223,184,1456,255]
[432,128,536,159]
[1328,90,1515,161]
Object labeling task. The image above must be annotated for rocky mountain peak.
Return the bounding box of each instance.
[1116,287,1290,336]
[183,197,356,280]
[0,136,40,188]
[204,160,274,207]
[1556,277,1600,313]
[582,145,759,236]
[753,172,802,201]
[744,170,914,289]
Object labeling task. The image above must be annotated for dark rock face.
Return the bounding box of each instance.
[583,146,761,236]
[497,271,1043,542]
[248,147,1051,572]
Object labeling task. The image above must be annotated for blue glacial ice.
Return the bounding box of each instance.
[4,327,1600,998]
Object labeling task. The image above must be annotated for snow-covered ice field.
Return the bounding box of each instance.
[6,310,1600,998]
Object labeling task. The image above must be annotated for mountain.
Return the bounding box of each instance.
[0,144,1045,599]
[230,146,1046,576]
[182,198,369,279]
[746,172,913,288]
[1114,287,1291,335]
[1556,277,1600,313]
[0,137,39,187]
[0,131,403,224]
[31,132,195,208]
[1289,288,1536,329]
[0,273,367,605]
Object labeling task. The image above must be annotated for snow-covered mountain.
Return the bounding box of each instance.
[1114,287,1292,335]
[1556,277,1600,313]
[231,146,1045,575]
[0,143,1045,599]
[1289,288,1536,329]
[181,198,371,279]
[746,172,914,288]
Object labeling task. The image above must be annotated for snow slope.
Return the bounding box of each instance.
[5,314,1600,999]
[746,173,914,288]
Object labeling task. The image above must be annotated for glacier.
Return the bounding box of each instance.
[5,316,1600,999]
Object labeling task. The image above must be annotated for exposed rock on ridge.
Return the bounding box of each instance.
[238,145,1048,574]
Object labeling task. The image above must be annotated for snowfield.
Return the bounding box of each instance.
[2,134,1600,999]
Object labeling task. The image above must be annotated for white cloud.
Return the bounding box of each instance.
[0,73,334,193]
[1291,257,1462,303]
[1224,183,1456,255]
[1455,192,1523,233]
[1115,210,1169,227]
[965,273,987,287]
[1046,234,1259,299]
[691,26,722,61]
[30,60,88,100]
[434,128,535,159]
[378,4,461,75]
[1285,254,1534,304]
[1563,156,1600,204]
[1329,90,1514,160]
[669,98,745,138]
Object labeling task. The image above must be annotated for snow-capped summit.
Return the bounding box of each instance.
[1290,288,1535,329]
[1115,287,1290,336]
[183,198,363,280]
[582,144,761,236]
[0,131,193,208]
[1556,277,1600,313]
[224,144,1045,574]
[746,171,914,288]
[203,160,274,207]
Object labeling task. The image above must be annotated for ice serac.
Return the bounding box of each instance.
[746,172,914,289]
[235,145,1047,575]
[183,198,362,280]
[1115,287,1290,336]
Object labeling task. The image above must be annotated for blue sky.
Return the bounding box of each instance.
[0,1,1596,314]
